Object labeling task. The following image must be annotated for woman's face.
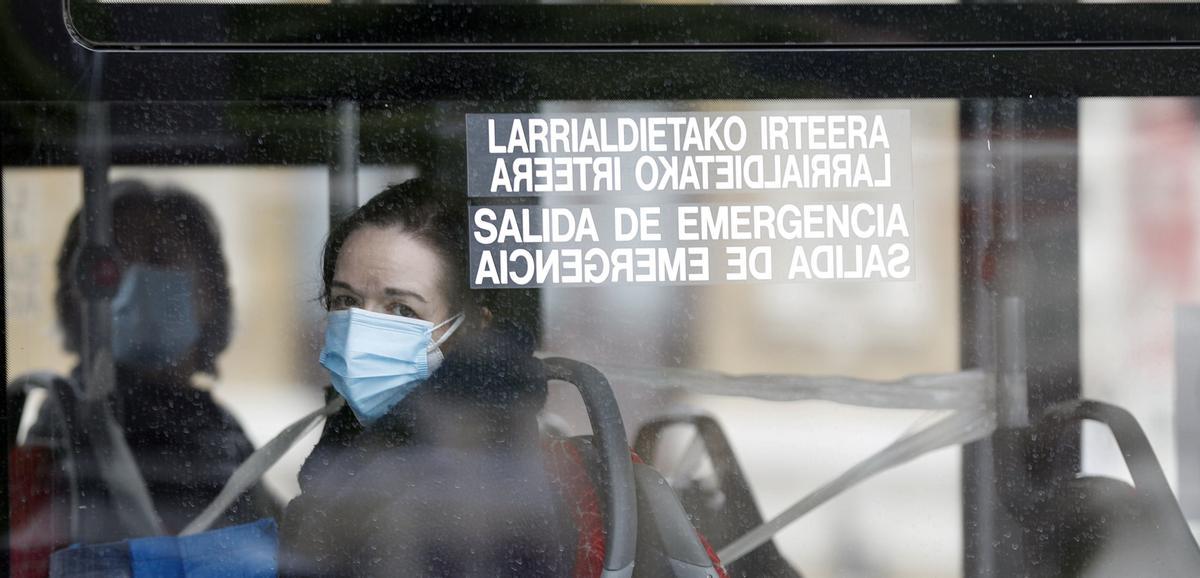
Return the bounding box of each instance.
[328,225,457,343]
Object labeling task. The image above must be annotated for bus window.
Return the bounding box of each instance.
[6,1,1200,577]
[1079,98,1200,508]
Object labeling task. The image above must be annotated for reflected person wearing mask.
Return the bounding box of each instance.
[279,179,574,577]
[26,181,278,541]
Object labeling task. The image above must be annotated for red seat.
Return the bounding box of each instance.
[542,437,729,578]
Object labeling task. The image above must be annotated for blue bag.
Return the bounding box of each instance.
[49,519,278,578]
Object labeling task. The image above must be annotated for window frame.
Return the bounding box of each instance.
[64,2,1200,50]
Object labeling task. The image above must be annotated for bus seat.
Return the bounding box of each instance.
[8,373,74,578]
[634,412,802,578]
[540,411,573,438]
[633,462,724,578]
[1020,399,1200,577]
[542,358,639,578]
[542,436,728,578]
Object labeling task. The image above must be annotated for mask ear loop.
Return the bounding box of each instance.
[429,312,466,350]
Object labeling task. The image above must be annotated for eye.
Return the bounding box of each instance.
[386,302,419,319]
[329,294,359,311]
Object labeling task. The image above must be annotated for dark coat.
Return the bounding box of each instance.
[26,367,278,543]
[278,321,576,578]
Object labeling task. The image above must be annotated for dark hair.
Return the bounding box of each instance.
[321,178,482,327]
[55,180,233,376]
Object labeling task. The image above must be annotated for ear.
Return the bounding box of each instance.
[478,306,494,329]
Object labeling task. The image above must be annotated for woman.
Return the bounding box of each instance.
[25,180,277,542]
[280,179,731,578]
[279,179,574,577]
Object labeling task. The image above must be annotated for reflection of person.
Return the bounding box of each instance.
[279,179,574,577]
[27,180,277,540]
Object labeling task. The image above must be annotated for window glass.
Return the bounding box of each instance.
[7,0,1200,569]
[9,94,1200,576]
[5,99,964,576]
[1079,98,1200,512]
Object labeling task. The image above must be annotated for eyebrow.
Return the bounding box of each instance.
[330,280,358,294]
[384,287,427,303]
[331,280,427,303]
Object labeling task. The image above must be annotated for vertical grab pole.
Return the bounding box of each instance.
[76,54,118,404]
[961,98,1082,577]
[72,54,166,541]
[72,53,118,540]
[329,101,359,226]
[961,98,1005,578]
[995,100,1029,431]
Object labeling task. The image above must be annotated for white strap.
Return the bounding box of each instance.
[717,404,996,564]
[540,357,990,412]
[92,399,168,536]
[180,397,345,536]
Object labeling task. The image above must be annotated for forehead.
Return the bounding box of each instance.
[335,225,446,295]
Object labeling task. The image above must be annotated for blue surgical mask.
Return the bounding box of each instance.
[319,307,465,426]
[111,264,202,371]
